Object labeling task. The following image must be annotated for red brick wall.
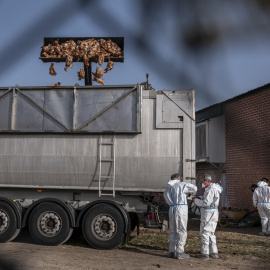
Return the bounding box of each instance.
[196,163,222,197]
[225,88,270,210]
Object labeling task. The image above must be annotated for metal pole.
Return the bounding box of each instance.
[84,63,92,85]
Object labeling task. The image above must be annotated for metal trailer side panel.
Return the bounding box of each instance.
[0,86,195,193]
[0,85,140,133]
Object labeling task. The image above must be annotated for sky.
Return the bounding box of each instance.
[1,0,270,110]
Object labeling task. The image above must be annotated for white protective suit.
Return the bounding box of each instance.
[164,180,197,254]
[195,183,223,255]
[253,181,270,234]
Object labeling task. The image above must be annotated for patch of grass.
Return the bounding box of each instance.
[217,235,270,258]
[122,226,269,259]
[125,229,169,251]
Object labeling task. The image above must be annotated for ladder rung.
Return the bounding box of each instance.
[100,176,114,179]
[100,193,115,196]
[91,179,113,182]
[100,142,114,145]
[99,159,114,162]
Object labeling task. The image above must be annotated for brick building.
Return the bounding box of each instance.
[196,84,270,210]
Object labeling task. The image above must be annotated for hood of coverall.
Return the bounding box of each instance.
[208,183,223,194]
[257,181,268,187]
[167,179,179,186]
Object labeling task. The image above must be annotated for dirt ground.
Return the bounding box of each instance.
[0,225,269,270]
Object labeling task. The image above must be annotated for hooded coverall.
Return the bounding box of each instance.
[194,183,223,255]
[164,180,197,254]
[253,181,270,234]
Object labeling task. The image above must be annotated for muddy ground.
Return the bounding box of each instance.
[0,224,269,270]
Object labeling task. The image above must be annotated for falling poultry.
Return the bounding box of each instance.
[49,63,57,76]
[92,66,105,85]
[104,61,114,73]
[77,68,85,81]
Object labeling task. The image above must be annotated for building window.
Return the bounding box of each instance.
[196,123,207,160]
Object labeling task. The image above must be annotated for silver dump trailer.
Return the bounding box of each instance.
[0,84,195,249]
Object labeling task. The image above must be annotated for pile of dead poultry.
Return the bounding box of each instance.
[41,38,123,85]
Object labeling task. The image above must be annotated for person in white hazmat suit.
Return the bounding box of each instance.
[253,177,270,236]
[164,173,197,259]
[193,174,223,260]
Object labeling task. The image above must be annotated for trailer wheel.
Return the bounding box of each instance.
[0,201,20,243]
[29,202,73,246]
[218,217,229,227]
[82,204,125,249]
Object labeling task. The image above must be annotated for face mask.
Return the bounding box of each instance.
[202,183,205,189]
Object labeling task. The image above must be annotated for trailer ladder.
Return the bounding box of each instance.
[98,135,116,197]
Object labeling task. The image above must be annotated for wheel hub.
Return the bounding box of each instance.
[38,212,61,236]
[0,210,8,233]
[93,215,116,238]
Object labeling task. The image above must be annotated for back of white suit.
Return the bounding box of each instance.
[164,180,197,254]
[253,181,270,234]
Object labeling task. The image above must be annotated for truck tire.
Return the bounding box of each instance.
[29,202,73,246]
[0,201,20,243]
[218,217,229,227]
[82,204,125,249]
